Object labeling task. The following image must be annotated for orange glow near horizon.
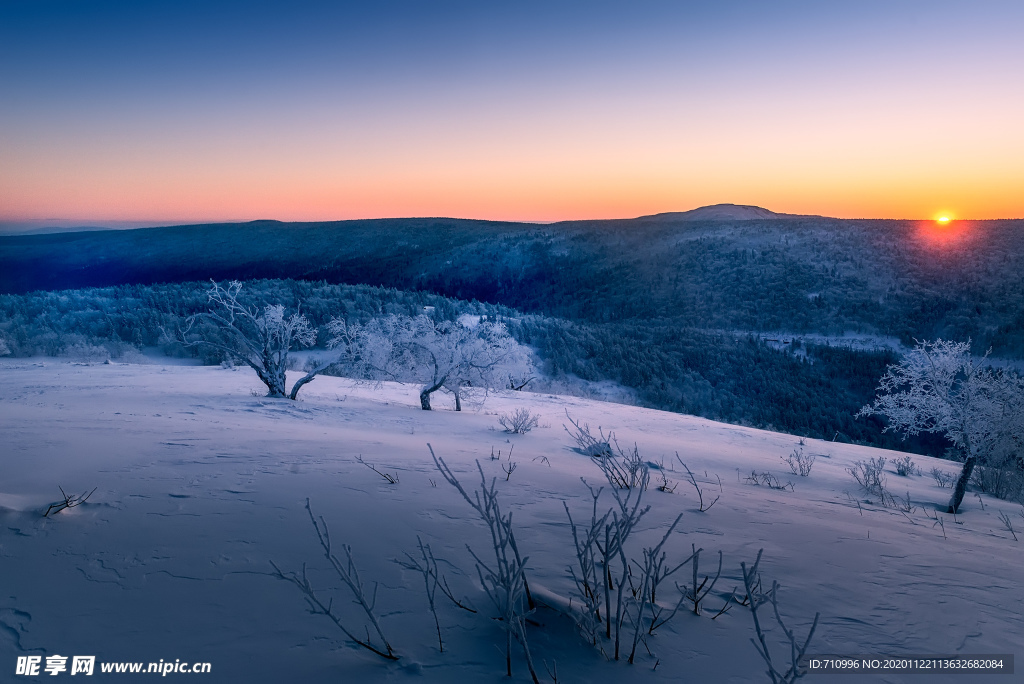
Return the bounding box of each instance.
[917,217,975,250]
[2,151,1020,226]
[4,67,1024,226]
[3,76,1024,226]
[3,4,1024,227]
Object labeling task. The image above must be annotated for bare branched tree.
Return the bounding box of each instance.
[563,487,610,645]
[682,545,722,616]
[599,468,650,659]
[677,456,720,512]
[857,339,1024,513]
[271,499,398,660]
[396,536,447,652]
[498,408,541,434]
[429,445,540,683]
[182,281,343,399]
[624,513,692,663]
[741,549,819,684]
[337,315,532,411]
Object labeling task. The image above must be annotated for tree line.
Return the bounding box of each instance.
[5,217,1024,357]
[0,278,956,458]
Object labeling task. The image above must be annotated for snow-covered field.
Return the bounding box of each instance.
[1,360,1020,682]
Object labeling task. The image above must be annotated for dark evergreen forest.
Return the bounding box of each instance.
[3,216,1023,356]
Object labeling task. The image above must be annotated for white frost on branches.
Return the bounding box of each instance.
[857,339,1024,512]
[183,286,531,409]
[330,314,532,411]
[183,281,326,399]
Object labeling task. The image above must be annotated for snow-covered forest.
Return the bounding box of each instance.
[0,279,950,456]
[3,221,1023,683]
[3,275,1022,682]
[5,217,1024,357]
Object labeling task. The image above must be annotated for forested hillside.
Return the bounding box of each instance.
[0,279,947,457]
[3,216,1023,356]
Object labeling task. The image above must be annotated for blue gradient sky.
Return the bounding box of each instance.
[2,1,1022,227]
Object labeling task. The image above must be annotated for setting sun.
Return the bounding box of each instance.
[938,216,951,224]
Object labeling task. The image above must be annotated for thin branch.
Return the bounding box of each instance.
[43,486,97,517]
[357,455,399,484]
[270,499,398,660]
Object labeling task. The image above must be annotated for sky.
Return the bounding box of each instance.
[1,1,1023,228]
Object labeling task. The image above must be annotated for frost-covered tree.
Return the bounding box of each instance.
[0,336,10,356]
[857,339,1024,513]
[183,280,335,400]
[334,314,532,411]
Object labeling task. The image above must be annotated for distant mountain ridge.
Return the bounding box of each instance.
[0,204,815,236]
[3,211,1024,358]
[638,203,820,221]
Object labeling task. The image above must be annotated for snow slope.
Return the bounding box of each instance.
[1,360,1020,682]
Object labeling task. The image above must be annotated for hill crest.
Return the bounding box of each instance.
[638,203,819,221]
